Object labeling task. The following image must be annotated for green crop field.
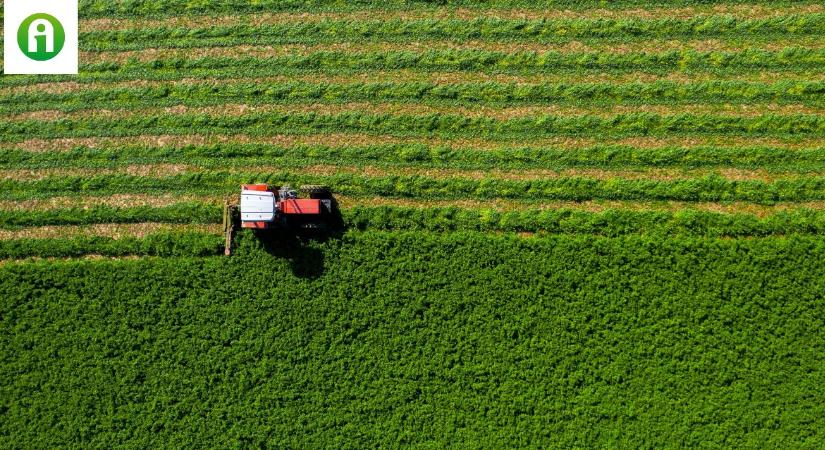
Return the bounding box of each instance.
[1,0,824,447]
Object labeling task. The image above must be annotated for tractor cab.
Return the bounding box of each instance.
[240,187,277,225]
[239,184,332,230]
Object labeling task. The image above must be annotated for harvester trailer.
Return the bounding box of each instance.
[223,184,333,255]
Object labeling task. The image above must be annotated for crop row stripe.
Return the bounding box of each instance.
[1,112,823,143]
[1,81,823,116]
[8,103,825,125]
[67,0,825,20]
[341,205,825,236]
[0,194,225,211]
[4,143,825,172]
[75,43,825,65]
[10,73,825,99]
[0,231,223,259]
[4,172,825,204]
[6,72,825,97]
[11,133,825,153]
[81,5,825,32]
[0,255,154,266]
[4,163,823,183]
[0,223,219,240]
[2,48,823,89]
[4,194,825,218]
[337,197,825,217]
[0,204,219,228]
[64,15,825,52]
[6,230,825,266]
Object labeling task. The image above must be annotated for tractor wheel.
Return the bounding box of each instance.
[300,185,330,199]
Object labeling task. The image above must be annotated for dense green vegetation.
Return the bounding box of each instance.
[2,231,824,447]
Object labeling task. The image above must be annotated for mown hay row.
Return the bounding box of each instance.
[12,133,825,153]
[80,38,825,64]
[5,71,825,96]
[0,223,220,240]
[83,5,825,32]
[7,101,824,123]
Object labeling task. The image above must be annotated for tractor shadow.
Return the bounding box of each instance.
[251,196,346,279]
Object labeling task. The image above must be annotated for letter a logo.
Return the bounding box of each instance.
[4,0,77,74]
[17,14,66,61]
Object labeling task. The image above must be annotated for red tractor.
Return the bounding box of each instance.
[240,184,332,229]
[223,184,333,255]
